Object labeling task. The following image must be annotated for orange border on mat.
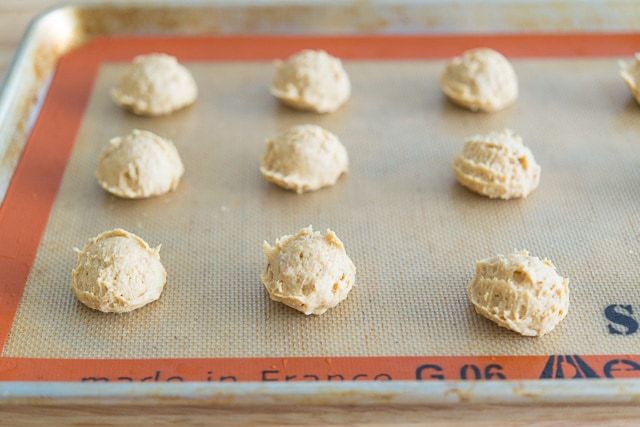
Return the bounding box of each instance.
[1,34,640,382]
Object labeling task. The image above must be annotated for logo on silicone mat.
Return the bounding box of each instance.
[539,355,600,379]
[605,304,639,335]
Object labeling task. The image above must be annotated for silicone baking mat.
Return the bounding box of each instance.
[1,35,640,382]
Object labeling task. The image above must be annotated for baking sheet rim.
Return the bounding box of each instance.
[2,379,639,406]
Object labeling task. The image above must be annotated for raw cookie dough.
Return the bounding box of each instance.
[440,48,518,112]
[619,53,640,104]
[111,53,197,116]
[260,124,348,194]
[96,129,184,199]
[467,250,570,337]
[270,49,351,113]
[453,129,540,199]
[261,226,356,315]
[71,229,166,313]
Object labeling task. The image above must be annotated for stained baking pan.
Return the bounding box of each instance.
[1,1,640,425]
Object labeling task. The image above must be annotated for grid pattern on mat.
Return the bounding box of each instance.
[3,59,640,358]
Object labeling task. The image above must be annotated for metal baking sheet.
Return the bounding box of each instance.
[1,0,640,419]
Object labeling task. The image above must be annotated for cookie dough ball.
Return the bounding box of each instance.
[260,124,348,194]
[468,250,570,337]
[261,226,356,315]
[111,53,197,116]
[440,48,518,112]
[453,129,540,199]
[271,49,351,113]
[620,53,640,104]
[71,229,166,313]
[96,129,184,199]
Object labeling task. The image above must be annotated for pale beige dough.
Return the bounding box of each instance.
[71,229,166,313]
[261,226,356,315]
[440,48,518,112]
[260,124,348,194]
[111,53,197,116]
[453,129,540,200]
[468,250,570,337]
[271,49,351,113]
[96,129,184,199]
[619,53,640,104]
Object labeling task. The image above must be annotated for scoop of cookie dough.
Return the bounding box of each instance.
[96,129,184,199]
[261,226,356,315]
[71,229,166,313]
[619,53,640,104]
[260,124,348,194]
[111,53,197,116]
[271,49,351,113]
[440,48,518,112]
[468,250,569,337]
[453,129,540,199]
